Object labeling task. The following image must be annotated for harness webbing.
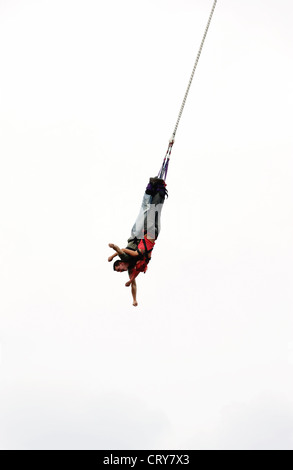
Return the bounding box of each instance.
[138,238,153,264]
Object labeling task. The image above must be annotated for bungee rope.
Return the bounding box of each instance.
[158,0,217,181]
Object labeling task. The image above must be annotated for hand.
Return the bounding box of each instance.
[125,280,131,287]
[132,301,138,307]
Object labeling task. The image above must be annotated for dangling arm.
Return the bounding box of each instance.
[131,279,138,307]
[125,267,140,287]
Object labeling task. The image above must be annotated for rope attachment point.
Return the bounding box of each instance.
[158,138,174,181]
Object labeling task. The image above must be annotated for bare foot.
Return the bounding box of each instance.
[109,243,119,251]
[133,301,138,307]
[108,255,114,262]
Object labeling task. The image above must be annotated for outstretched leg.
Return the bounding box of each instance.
[108,252,118,262]
[108,243,124,256]
[131,279,138,307]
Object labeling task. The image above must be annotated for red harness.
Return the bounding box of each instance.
[131,237,155,277]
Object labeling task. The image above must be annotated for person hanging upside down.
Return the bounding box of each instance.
[108,177,167,306]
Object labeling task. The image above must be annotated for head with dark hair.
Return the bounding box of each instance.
[113,260,129,272]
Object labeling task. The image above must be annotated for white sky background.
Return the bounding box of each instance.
[0,0,292,450]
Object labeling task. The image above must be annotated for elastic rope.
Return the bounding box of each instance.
[172,0,217,139]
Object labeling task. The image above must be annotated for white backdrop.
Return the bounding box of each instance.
[0,0,292,449]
